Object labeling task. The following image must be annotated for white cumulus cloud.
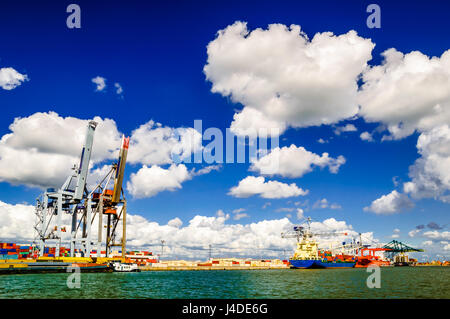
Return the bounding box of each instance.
[126,164,191,198]
[250,144,345,178]
[0,67,28,90]
[167,217,183,228]
[92,76,106,91]
[228,176,308,199]
[204,21,374,136]
[127,120,202,166]
[403,125,450,202]
[0,201,35,241]
[358,48,450,139]
[364,190,414,214]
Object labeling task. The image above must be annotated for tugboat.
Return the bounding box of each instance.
[281,218,356,269]
[110,261,140,272]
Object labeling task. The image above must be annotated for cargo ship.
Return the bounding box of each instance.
[282,219,356,269]
[288,239,356,269]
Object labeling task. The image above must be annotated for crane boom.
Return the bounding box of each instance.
[112,136,129,203]
[74,121,97,201]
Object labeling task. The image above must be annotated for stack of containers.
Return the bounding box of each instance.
[18,245,32,259]
[89,250,107,258]
[197,262,213,267]
[0,243,19,260]
[146,258,158,263]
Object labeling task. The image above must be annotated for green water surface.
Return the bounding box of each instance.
[1,267,449,299]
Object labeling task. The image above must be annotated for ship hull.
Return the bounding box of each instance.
[289,259,356,269]
[355,259,391,268]
[289,259,321,269]
[317,261,356,268]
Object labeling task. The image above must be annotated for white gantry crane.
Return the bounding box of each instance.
[34,121,129,259]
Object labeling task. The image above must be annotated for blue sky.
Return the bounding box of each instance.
[0,0,449,259]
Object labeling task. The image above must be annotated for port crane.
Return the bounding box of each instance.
[34,121,97,257]
[34,121,129,259]
[382,240,424,265]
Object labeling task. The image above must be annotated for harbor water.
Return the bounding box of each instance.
[1,267,449,299]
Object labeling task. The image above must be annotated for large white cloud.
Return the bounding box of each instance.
[3,111,121,161]
[126,164,191,198]
[228,176,308,199]
[0,200,35,241]
[127,120,202,166]
[403,125,450,202]
[250,144,345,178]
[364,190,414,214]
[358,48,450,140]
[0,67,28,90]
[358,49,450,211]
[0,112,122,188]
[368,125,450,214]
[204,21,374,136]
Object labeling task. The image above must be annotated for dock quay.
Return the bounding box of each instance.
[139,265,289,271]
[138,258,290,271]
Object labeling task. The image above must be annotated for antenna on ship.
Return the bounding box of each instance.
[306,217,312,238]
[160,240,165,260]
